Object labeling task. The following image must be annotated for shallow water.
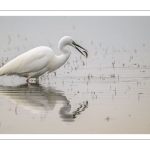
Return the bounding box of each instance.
[0,67,150,134]
[0,17,150,134]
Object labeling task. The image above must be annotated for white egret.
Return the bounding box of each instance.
[0,36,88,82]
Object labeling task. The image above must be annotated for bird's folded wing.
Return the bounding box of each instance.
[0,47,54,75]
[18,52,54,74]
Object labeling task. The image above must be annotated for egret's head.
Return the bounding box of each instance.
[59,36,88,58]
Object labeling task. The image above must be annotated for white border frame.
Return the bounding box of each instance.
[0,10,150,140]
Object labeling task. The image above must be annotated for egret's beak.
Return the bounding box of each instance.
[72,42,88,58]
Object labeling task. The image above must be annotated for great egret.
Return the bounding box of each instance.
[0,36,88,82]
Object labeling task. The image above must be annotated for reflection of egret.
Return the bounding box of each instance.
[0,36,88,82]
[0,83,74,122]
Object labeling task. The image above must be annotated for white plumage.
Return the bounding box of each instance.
[0,36,88,82]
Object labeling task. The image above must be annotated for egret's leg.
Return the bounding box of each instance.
[26,78,30,83]
[36,77,39,83]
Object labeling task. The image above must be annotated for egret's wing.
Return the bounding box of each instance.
[0,47,54,75]
[18,48,54,74]
[18,53,51,73]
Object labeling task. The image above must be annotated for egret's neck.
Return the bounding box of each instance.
[58,40,71,55]
[56,45,71,65]
[49,44,71,72]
